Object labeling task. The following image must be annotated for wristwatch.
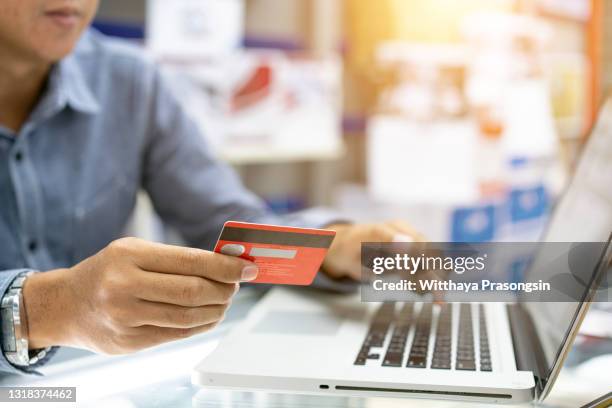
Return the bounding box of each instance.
[1,271,50,367]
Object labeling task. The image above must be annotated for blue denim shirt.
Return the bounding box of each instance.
[0,30,341,375]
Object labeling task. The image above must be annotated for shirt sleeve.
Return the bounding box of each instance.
[0,269,58,377]
[141,67,346,250]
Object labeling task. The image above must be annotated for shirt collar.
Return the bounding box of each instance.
[30,32,100,123]
[55,54,100,114]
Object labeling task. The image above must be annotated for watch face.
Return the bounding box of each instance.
[1,307,16,352]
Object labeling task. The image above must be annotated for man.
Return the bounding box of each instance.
[0,0,421,375]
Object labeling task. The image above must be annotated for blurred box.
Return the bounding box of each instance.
[222,52,342,162]
[161,51,343,163]
[367,115,479,205]
[147,0,244,59]
[333,183,548,243]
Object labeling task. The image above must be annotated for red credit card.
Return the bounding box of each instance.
[214,221,336,285]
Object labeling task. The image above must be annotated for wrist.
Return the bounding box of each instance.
[23,269,74,349]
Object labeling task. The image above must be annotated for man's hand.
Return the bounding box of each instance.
[22,237,258,354]
[322,221,425,281]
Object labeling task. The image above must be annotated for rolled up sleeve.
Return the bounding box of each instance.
[142,66,347,249]
[140,67,355,292]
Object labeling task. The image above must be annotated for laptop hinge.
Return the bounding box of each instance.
[507,303,548,396]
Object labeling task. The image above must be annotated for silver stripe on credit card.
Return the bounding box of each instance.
[249,247,297,259]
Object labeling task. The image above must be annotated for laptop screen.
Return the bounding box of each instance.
[523,98,612,384]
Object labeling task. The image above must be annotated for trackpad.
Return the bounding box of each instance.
[252,311,342,336]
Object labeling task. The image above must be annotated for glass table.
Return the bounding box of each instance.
[1,288,610,408]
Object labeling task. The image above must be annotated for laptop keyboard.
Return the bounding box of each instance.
[479,304,492,371]
[354,303,492,371]
[382,304,413,367]
[406,303,432,368]
[431,304,451,369]
[456,303,475,370]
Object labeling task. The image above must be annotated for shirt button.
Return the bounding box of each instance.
[14,151,23,162]
[28,240,38,252]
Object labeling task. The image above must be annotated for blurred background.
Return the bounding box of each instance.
[93,0,610,245]
[3,2,610,403]
[92,2,611,373]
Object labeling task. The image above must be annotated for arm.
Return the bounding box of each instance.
[141,68,342,251]
[5,238,256,378]
[140,68,425,283]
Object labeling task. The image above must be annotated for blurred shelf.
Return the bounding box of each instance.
[536,9,588,25]
[218,142,345,165]
[535,1,590,24]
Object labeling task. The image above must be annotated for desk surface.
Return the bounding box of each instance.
[2,288,611,408]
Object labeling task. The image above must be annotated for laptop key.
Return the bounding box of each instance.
[478,304,492,372]
[405,304,433,368]
[431,362,451,369]
[456,360,476,370]
[431,304,453,369]
[455,304,476,370]
[355,303,398,365]
[380,303,414,368]
[407,356,427,368]
[382,353,403,367]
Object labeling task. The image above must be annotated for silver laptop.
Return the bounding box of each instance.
[193,102,612,404]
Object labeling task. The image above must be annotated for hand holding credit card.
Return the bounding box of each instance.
[214,221,336,285]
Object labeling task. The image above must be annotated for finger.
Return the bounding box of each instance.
[154,323,218,339]
[116,238,256,283]
[132,301,228,329]
[122,323,218,351]
[341,263,362,282]
[372,225,422,259]
[372,225,400,242]
[387,221,427,241]
[134,271,238,306]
